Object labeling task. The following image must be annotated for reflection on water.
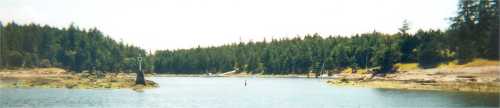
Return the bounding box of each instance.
[0,77,498,108]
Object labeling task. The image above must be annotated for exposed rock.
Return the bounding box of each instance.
[0,68,159,90]
[327,64,500,93]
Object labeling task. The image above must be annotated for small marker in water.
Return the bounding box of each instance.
[244,80,247,87]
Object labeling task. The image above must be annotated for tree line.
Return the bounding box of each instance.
[0,0,497,74]
[0,22,148,73]
[153,0,498,74]
[153,30,448,74]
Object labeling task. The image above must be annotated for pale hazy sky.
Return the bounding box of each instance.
[1,0,457,51]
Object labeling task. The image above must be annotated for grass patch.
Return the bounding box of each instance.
[437,59,499,68]
[461,59,499,67]
[341,68,354,74]
[393,59,499,71]
[395,63,419,71]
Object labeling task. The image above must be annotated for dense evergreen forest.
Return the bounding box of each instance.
[0,0,497,75]
[153,0,498,74]
[0,23,148,73]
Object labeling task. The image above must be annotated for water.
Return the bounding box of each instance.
[1,77,498,108]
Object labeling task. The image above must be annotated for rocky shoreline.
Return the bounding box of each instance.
[327,64,500,93]
[0,68,158,91]
[328,78,500,93]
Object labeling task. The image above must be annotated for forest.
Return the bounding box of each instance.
[0,23,148,73]
[0,0,497,75]
[153,0,498,74]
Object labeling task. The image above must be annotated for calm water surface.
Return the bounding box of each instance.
[1,77,499,108]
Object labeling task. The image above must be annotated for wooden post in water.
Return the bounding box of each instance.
[136,57,146,85]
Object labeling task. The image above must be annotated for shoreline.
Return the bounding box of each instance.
[153,73,336,79]
[0,68,159,91]
[2,60,498,93]
[327,79,500,93]
[327,61,500,93]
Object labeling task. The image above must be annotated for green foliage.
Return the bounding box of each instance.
[398,24,419,63]
[373,36,400,73]
[154,32,408,74]
[449,0,499,63]
[0,0,497,74]
[415,30,446,68]
[0,22,146,73]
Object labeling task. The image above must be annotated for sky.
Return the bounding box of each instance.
[0,0,457,51]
